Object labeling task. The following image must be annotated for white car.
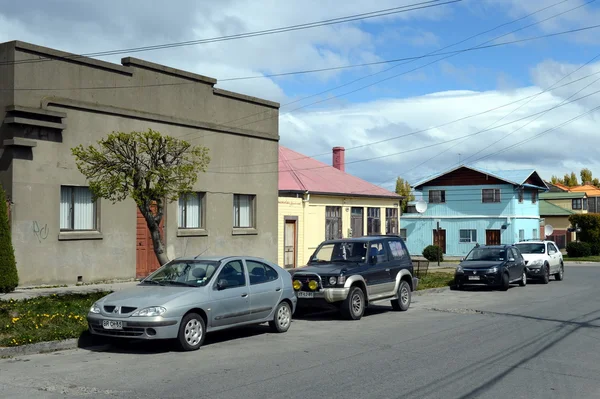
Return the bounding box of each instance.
[514,240,564,284]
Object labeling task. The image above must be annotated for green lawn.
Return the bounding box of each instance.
[563,255,600,262]
[416,272,455,290]
[0,292,110,347]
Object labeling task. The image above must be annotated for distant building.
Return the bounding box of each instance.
[402,165,548,257]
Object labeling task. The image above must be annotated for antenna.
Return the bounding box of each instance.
[194,247,211,259]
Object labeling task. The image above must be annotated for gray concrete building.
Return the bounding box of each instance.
[0,40,280,286]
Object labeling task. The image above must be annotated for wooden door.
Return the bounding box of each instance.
[350,207,364,237]
[284,220,297,268]
[485,229,501,245]
[136,203,165,279]
[433,229,446,254]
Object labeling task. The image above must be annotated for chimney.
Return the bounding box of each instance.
[332,147,345,172]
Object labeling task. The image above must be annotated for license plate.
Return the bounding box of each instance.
[102,320,123,330]
[468,276,480,281]
[297,291,314,298]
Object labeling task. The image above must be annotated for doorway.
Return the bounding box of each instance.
[433,229,446,254]
[284,218,297,268]
[351,207,364,237]
[136,203,165,279]
[485,229,501,245]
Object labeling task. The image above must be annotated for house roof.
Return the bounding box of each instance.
[540,191,586,200]
[278,146,402,199]
[412,164,549,190]
[570,184,600,196]
[545,181,571,191]
[539,200,576,216]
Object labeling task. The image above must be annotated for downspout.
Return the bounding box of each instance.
[301,191,309,266]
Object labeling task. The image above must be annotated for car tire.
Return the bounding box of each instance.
[340,286,365,320]
[519,270,527,287]
[391,280,411,311]
[541,264,550,284]
[554,263,564,281]
[269,301,292,333]
[500,272,510,291]
[176,312,206,351]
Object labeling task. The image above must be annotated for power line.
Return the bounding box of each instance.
[0,0,458,67]
[186,0,594,145]
[7,24,600,93]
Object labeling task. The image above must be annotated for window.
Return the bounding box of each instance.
[519,229,525,241]
[518,188,524,203]
[385,208,398,234]
[532,191,537,204]
[215,260,246,288]
[60,186,97,231]
[572,199,582,210]
[325,206,342,240]
[583,198,588,210]
[388,239,407,260]
[178,192,204,229]
[428,190,445,203]
[533,229,538,239]
[233,194,255,228]
[399,228,407,241]
[367,207,381,235]
[459,229,477,243]
[368,241,388,263]
[482,188,501,203]
[246,260,278,285]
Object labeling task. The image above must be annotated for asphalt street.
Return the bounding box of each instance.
[1,264,599,399]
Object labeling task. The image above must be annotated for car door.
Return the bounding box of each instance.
[210,259,251,328]
[245,259,282,321]
[547,242,561,273]
[363,241,395,298]
[512,247,526,278]
[385,239,411,288]
[506,248,519,280]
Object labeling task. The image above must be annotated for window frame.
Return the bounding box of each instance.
[214,260,247,290]
[385,208,399,235]
[325,206,342,240]
[399,228,407,241]
[59,185,98,232]
[482,188,501,203]
[572,198,582,210]
[233,194,256,229]
[367,207,381,236]
[428,190,446,204]
[459,229,477,243]
[178,192,206,229]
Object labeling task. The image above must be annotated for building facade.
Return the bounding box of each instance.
[278,146,402,268]
[0,40,280,286]
[402,165,548,257]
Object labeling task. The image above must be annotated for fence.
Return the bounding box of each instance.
[413,259,429,278]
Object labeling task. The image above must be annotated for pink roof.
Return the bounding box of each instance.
[278,146,401,198]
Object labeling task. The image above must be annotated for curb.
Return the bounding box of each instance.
[0,339,79,358]
[413,287,450,296]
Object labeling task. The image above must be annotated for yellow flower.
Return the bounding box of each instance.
[11,317,19,323]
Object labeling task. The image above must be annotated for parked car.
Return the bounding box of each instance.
[454,244,527,291]
[514,239,564,284]
[289,235,419,320]
[87,255,297,351]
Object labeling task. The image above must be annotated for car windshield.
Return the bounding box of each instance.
[142,260,220,287]
[465,247,507,262]
[310,242,368,263]
[515,243,545,254]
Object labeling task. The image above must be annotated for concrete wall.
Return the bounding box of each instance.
[0,40,280,286]
[0,42,15,195]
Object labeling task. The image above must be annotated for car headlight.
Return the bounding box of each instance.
[338,275,346,285]
[293,280,302,290]
[529,259,544,267]
[487,266,498,273]
[329,276,337,285]
[131,307,167,317]
[456,265,463,273]
[89,302,101,314]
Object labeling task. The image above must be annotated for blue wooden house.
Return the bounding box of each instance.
[401,165,549,257]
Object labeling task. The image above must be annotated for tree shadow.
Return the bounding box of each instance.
[293,303,393,321]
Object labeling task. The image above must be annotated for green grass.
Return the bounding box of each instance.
[416,272,455,290]
[563,255,600,262]
[0,292,110,347]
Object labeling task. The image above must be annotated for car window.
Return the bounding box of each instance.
[552,243,560,253]
[215,260,246,288]
[246,260,278,285]
[388,239,407,260]
[368,242,388,263]
[548,243,558,254]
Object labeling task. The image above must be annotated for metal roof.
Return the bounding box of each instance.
[539,200,576,216]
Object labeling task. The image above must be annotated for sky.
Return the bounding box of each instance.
[1,0,600,192]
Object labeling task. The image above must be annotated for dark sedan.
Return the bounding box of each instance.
[454,244,527,291]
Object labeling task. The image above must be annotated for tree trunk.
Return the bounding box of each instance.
[138,202,170,266]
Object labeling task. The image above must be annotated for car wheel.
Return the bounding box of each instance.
[269,301,292,333]
[391,280,411,311]
[519,270,527,287]
[542,264,550,284]
[341,286,365,320]
[500,272,510,291]
[177,313,206,351]
[555,263,564,281]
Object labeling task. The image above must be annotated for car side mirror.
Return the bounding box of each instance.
[460,257,465,261]
[216,279,229,290]
[509,258,515,262]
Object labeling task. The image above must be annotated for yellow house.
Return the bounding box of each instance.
[278,146,403,268]
[539,189,588,249]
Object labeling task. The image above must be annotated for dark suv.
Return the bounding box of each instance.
[289,235,418,320]
[454,244,527,291]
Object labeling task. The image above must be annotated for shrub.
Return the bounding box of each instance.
[568,214,600,243]
[0,186,18,293]
[566,241,592,258]
[423,245,443,262]
[590,242,600,256]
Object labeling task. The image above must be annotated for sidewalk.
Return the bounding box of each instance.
[0,280,141,301]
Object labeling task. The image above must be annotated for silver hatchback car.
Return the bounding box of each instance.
[87,255,297,351]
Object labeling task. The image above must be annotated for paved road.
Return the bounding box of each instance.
[1,265,599,399]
